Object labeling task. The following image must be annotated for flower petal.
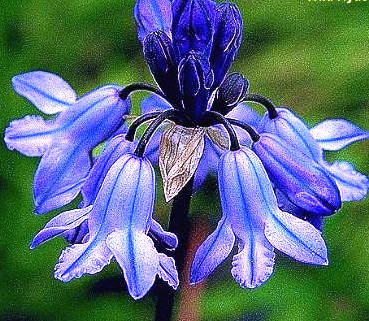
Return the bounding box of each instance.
[55,85,129,149]
[30,206,92,249]
[219,149,275,288]
[265,210,328,265]
[12,71,77,114]
[81,135,133,206]
[231,234,275,289]
[134,0,172,43]
[145,131,161,165]
[149,219,178,251]
[4,115,57,157]
[54,154,152,282]
[310,119,369,151]
[54,242,112,282]
[62,220,90,245]
[258,107,322,160]
[324,161,369,202]
[106,230,161,300]
[33,146,91,214]
[190,216,235,284]
[275,189,324,231]
[157,254,179,290]
[227,103,261,129]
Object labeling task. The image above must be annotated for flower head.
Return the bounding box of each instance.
[4,0,369,301]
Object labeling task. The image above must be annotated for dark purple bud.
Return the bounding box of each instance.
[211,3,243,87]
[143,31,181,107]
[178,52,214,122]
[212,73,249,114]
[172,0,216,58]
[252,133,341,216]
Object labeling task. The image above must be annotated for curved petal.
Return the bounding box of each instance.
[30,206,92,249]
[4,115,57,157]
[190,216,235,284]
[33,145,90,214]
[149,219,178,251]
[134,0,172,43]
[231,234,274,289]
[265,210,328,265]
[258,107,322,161]
[310,119,369,151]
[12,71,77,114]
[54,242,112,282]
[106,230,160,300]
[33,146,91,214]
[324,161,369,202]
[157,254,179,290]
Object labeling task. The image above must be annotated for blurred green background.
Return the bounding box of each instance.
[1,0,369,320]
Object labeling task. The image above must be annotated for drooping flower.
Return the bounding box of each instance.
[258,107,369,217]
[5,71,131,214]
[32,152,178,299]
[190,148,327,288]
[252,133,341,216]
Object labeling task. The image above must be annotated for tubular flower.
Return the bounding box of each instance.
[4,0,369,300]
[31,153,178,299]
[5,71,130,214]
[258,108,369,226]
[190,148,327,288]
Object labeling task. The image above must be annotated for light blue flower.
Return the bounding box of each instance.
[5,71,130,214]
[32,153,178,299]
[191,148,327,288]
[258,107,369,203]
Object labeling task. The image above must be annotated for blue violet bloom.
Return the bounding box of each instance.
[4,0,369,300]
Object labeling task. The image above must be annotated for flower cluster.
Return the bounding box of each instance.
[4,0,369,299]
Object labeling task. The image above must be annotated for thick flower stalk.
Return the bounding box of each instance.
[4,0,369,319]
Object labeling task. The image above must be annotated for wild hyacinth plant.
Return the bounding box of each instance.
[4,0,369,320]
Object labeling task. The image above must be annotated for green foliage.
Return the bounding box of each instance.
[1,0,368,320]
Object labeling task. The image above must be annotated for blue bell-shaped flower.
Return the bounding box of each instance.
[252,133,341,216]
